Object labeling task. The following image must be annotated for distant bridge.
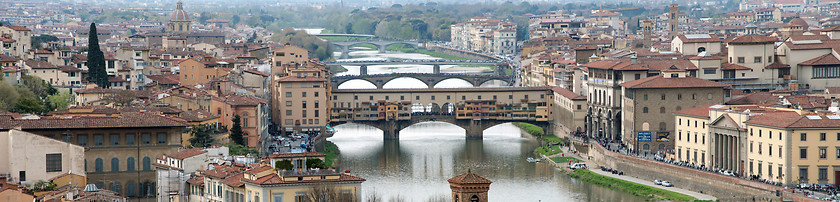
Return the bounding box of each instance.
[314,33,376,38]
[330,41,422,59]
[331,72,511,89]
[325,61,500,66]
[328,87,555,139]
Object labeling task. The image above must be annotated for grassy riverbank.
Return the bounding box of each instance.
[323,141,340,167]
[329,65,348,73]
[512,122,567,156]
[568,169,699,201]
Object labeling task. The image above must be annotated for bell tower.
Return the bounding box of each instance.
[448,170,492,202]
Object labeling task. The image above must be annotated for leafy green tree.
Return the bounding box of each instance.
[198,12,211,24]
[247,32,257,43]
[26,180,56,194]
[12,97,45,114]
[0,82,20,110]
[188,124,214,147]
[275,160,293,170]
[226,143,257,156]
[306,158,326,169]
[86,23,109,88]
[20,75,56,99]
[31,34,59,50]
[230,115,244,145]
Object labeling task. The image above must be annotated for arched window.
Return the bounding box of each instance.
[698,47,706,53]
[110,182,121,195]
[143,157,151,171]
[111,158,120,172]
[676,106,682,111]
[127,157,135,171]
[95,158,103,173]
[643,144,650,150]
[643,107,648,113]
[126,182,136,197]
[138,182,147,197]
[660,107,666,114]
[470,195,480,202]
[642,122,650,131]
[659,122,667,131]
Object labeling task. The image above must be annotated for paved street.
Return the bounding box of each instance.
[589,168,717,201]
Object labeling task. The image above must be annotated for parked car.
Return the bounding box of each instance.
[570,163,587,170]
[654,179,662,185]
[721,170,734,176]
[661,181,673,187]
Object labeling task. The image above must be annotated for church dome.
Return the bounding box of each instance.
[786,17,809,30]
[170,1,190,22]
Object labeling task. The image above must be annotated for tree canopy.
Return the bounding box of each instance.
[230,115,244,146]
[86,23,109,88]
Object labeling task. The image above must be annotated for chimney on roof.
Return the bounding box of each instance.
[631,55,638,64]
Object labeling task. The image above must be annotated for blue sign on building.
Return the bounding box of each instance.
[638,131,652,142]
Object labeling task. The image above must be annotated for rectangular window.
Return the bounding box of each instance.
[799,167,808,180]
[302,92,307,97]
[801,133,807,141]
[813,66,840,78]
[820,133,826,141]
[142,133,151,145]
[46,153,61,172]
[286,110,292,115]
[737,57,745,63]
[157,133,167,144]
[302,101,307,108]
[754,56,761,63]
[315,92,319,97]
[819,147,827,159]
[703,69,716,74]
[819,167,828,180]
[286,101,292,106]
[315,110,319,117]
[110,134,119,145]
[800,147,807,159]
[126,134,135,145]
[661,94,666,100]
[78,135,87,146]
[286,92,292,97]
[302,110,307,118]
[94,135,103,146]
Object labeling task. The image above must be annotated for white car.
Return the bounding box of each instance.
[661,181,673,187]
[654,179,662,185]
[722,170,734,176]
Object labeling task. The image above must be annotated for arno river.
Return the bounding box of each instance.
[327,49,645,201]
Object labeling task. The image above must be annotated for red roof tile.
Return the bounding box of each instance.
[165,148,207,160]
[745,114,840,128]
[146,74,181,85]
[448,171,492,184]
[799,54,840,66]
[220,172,246,187]
[276,76,327,82]
[0,113,188,130]
[25,60,57,69]
[269,152,326,158]
[186,176,204,185]
[726,35,777,44]
[620,75,730,89]
[673,104,715,118]
[3,25,31,31]
[721,63,751,70]
[552,87,586,100]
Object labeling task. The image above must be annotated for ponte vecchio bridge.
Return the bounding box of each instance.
[328,87,554,139]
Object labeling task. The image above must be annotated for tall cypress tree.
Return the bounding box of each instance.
[230,115,244,146]
[86,23,109,88]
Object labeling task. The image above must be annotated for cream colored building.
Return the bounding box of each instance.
[274,71,329,134]
[0,25,31,58]
[0,129,85,183]
[270,44,310,77]
[450,16,517,55]
[671,34,723,56]
[724,35,780,91]
[552,87,587,135]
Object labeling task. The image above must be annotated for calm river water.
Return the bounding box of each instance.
[327,123,645,202]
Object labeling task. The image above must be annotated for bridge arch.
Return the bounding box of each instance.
[433,78,474,88]
[336,79,378,89]
[382,77,430,89]
[478,79,510,87]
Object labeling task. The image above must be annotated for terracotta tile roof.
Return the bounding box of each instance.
[591,11,620,17]
[203,164,246,179]
[120,106,183,114]
[765,62,790,69]
[244,69,269,77]
[821,25,840,31]
[146,74,180,85]
[220,172,246,187]
[243,172,366,185]
[619,75,730,89]
[448,171,492,184]
[745,114,840,128]
[0,54,17,62]
[799,54,840,66]
[180,110,219,122]
[826,87,840,94]
[218,95,267,106]
[186,176,204,185]
[74,88,122,94]
[2,66,20,72]
[269,152,326,158]
[59,65,81,72]
[165,148,208,160]
[721,63,751,70]
[782,40,840,50]
[726,35,778,44]
[245,166,273,174]
[25,59,57,69]
[726,92,779,105]
[3,25,31,31]
[108,76,126,82]
[673,104,715,118]
[552,87,586,100]
[785,95,829,109]
[0,113,189,130]
[788,35,829,41]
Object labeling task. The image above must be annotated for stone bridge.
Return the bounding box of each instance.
[331,41,422,59]
[330,114,551,140]
[331,72,512,89]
